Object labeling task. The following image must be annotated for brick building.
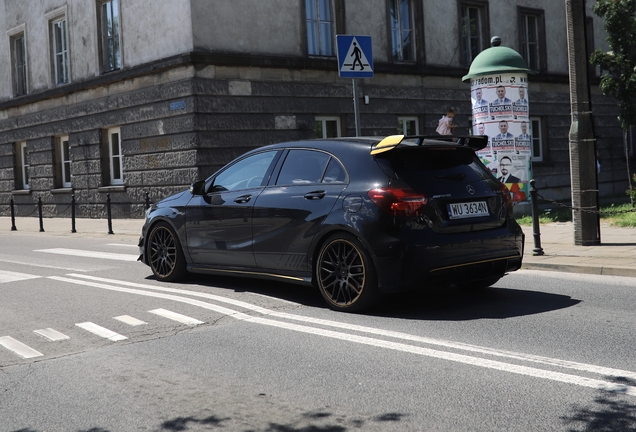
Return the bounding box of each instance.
[0,0,630,218]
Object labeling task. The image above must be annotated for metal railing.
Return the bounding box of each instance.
[6,193,151,234]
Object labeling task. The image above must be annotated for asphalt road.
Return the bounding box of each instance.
[1,232,635,431]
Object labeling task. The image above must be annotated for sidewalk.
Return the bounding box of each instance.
[2,217,636,278]
[522,222,636,278]
[0,216,144,240]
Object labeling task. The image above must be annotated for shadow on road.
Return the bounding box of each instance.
[375,283,581,320]
[11,410,408,432]
[561,378,636,431]
[157,273,580,321]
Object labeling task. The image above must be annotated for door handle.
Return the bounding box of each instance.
[234,195,252,204]
[304,191,326,200]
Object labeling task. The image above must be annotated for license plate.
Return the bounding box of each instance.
[448,201,489,219]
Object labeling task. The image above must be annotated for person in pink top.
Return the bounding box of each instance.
[436,108,456,135]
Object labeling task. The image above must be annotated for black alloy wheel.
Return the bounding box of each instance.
[147,222,187,282]
[316,233,380,312]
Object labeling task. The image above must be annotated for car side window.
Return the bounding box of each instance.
[276,150,330,185]
[210,151,277,192]
[322,157,347,183]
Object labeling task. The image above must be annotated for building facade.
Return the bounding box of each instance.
[0,0,629,219]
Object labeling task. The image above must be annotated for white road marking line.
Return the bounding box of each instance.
[0,270,42,283]
[49,276,251,319]
[248,292,300,305]
[114,315,147,326]
[248,316,636,397]
[0,258,89,272]
[105,244,139,248]
[149,308,204,326]
[34,328,70,341]
[51,274,636,397]
[0,336,43,358]
[66,274,271,314]
[75,322,128,341]
[63,273,636,381]
[35,248,138,262]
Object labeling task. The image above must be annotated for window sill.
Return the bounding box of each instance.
[51,188,73,195]
[98,185,127,193]
[11,189,31,196]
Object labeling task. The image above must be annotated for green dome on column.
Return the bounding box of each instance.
[462,37,534,82]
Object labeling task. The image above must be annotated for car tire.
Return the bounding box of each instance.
[315,233,381,312]
[147,222,187,282]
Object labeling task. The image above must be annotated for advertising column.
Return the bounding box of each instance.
[471,73,531,202]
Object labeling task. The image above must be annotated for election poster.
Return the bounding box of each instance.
[470,72,530,202]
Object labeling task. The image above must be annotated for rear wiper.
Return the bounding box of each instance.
[436,173,466,181]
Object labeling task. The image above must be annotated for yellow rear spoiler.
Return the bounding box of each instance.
[370,135,404,155]
[370,135,488,155]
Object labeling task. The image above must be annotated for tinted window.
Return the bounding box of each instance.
[323,158,347,183]
[211,151,277,192]
[276,150,330,185]
[380,147,491,184]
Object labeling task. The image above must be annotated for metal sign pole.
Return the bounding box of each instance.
[352,79,361,137]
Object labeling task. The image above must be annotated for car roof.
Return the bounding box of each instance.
[254,135,487,157]
[260,137,380,154]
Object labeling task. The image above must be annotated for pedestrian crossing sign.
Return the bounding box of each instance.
[336,35,374,78]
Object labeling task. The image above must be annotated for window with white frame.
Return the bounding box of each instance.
[530,116,543,162]
[519,8,545,72]
[15,142,29,190]
[51,16,69,84]
[10,32,28,96]
[98,0,121,71]
[398,117,419,135]
[460,4,485,65]
[315,116,341,138]
[306,0,334,56]
[389,0,414,62]
[56,135,72,188]
[107,127,123,185]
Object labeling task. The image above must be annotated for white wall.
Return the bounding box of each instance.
[190,0,302,55]
[122,0,193,66]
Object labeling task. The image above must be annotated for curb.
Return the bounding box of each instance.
[522,262,636,278]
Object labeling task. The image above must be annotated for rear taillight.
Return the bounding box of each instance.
[500,182,513,210]
[368,188,428,217]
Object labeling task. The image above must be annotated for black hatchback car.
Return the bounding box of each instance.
[139,135,524,312]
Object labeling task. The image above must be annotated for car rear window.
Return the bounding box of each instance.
[377,146,491,183]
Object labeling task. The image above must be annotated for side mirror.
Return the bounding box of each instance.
[189,180,206,196]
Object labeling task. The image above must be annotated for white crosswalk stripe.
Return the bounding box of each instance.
[0,336,43,358]
[149,308,205,326]
[34,328,70,341]
[114,315,147,326]
[34,248,138,261]
[0,270,41,283]
[75,322,128,341]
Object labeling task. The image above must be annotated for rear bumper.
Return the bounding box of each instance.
[372,226,524,292]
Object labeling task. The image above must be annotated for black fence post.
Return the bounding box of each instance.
[71,194,77,233]
[106,193,114,234]
[530,179,544,256]
[10,196,17,231]
[145,192,150,210]
[38,197,44,232]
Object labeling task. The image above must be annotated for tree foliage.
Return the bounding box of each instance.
[590,0,636,130]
